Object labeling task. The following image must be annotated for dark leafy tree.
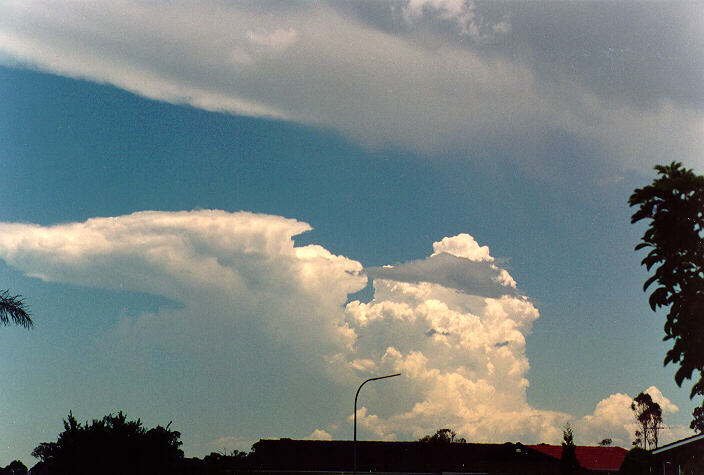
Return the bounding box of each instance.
[0,290,32,329]
[31,411,183,475]
[598,438,612,446]
[631,430,642,449]
[618,448,651,475]
[0,460,28,475]
[560,423,580,475]
[631,392,663,449]
[629,162,704,431]
[181,450,250,474]
[418,428,466,443]
[692,405,704,433]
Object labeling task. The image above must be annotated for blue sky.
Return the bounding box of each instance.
[0,0,703,466]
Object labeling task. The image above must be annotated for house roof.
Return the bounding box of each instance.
[651,432,704,454]
[251,439,563,473]
[527,444,628,471]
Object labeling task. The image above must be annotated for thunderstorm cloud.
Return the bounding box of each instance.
[0,210,690,445]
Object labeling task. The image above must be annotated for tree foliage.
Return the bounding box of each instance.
[31,411,183,475]
[629,162,704,431]
[418,428,466,443]
[560,423,580,475]
[618,448,651,475]
[692,405,704,433]
[181,451,250,474]
[0,290,32,329]
[630,392,662,450]
[0,460,27,475]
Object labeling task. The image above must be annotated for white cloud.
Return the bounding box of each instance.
[304,429,333,440]
[343,235,692,446]
[0,1,700,171]
[403,0,476,37]
[403,0,469,21]
[643,385,679,414]
[0,210,372,452]
[577,392,636,447]
[399,0,510,42]
[247,28,298,51]
[576,388,692,447]
[343,235,568,443]
[0,211,693,448]
[0,210,366,364]
[432,233,492,262]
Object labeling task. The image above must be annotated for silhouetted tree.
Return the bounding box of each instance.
[0,460,27,475]
[631,430,642,450]
[631,392,662,450]
[618,447,651,475]
[182,450,250,474]
[418,428,466,443]
[0,290,32,329]
[630,162,704,431]
[692,405,704,433]
[598,438,612,446]
[31,411,183,474]
[560,423,579,475]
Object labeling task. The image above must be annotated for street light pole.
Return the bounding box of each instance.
[353,373,401,475]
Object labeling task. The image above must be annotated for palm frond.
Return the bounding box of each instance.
[0,289,33,329]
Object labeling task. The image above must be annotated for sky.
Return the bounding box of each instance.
[0,0,703,466]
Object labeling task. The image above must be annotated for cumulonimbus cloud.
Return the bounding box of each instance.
[344,233,566,442]
[0,210,692,446]
[1,1,701,171]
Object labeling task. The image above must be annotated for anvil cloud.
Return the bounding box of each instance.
[1,1,701,171]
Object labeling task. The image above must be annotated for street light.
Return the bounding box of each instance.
[353,373,401,474]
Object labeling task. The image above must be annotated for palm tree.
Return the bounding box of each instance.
[0,289,33,328]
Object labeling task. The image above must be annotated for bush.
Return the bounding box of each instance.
[618,448,651,475]
[31,411,183,475]
[0,460,27,475]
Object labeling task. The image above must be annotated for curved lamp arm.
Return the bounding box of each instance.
[353,373,401,474]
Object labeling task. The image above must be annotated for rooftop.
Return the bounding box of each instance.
[528,444,628,472]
